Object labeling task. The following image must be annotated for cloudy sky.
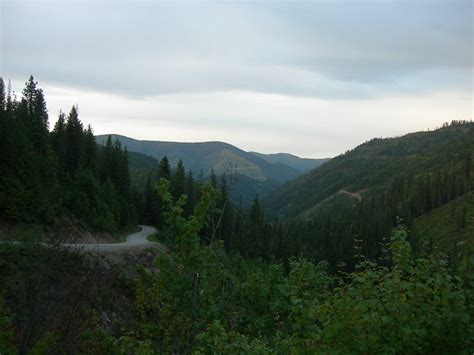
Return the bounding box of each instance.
[1,0,472,157]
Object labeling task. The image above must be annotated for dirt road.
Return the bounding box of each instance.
[62,225,161,253]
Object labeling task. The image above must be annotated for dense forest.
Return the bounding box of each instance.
[0,76,135,232]
[0,77,472,353]
[260,121,474,270]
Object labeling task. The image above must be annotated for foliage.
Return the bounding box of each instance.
[0,76,136,233]
[250,121,474,270]
[314,228,472,353]
[0,292,15,355]
[0,241,138,353]
[117,182,473,353]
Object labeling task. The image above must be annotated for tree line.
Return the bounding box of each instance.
[0,76,135,231]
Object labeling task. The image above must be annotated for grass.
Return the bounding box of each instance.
[147,233,160,243]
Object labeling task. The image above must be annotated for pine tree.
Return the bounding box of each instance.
[82,125,97,172]
[5,80,15,114]
[158,156,171,181]
[144,175,161,226]
[172,159,186,201]
[20,76,49,154]
[34,89,49,131]
[218,174,233,249]
[245,195,265,257]
[185,171,195,216]
[52,111,67,174]
[99,135,113,183]
[65,106,83,176]
[22,75,38,117]
[0,78,5,111]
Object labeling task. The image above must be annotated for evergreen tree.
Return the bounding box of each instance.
[51,111,67,175]
[172,159,186,201]
[143,175,161,226]
[158,156,171,181]
[65,106,83,176]
[22,75,38,116]
[245,195,265,257]
[0,76,136,231]
[82,125,97,172]
[0,78,5,111]
[99,135,114,183]
[218,174,233,249]
[184,171,195,216]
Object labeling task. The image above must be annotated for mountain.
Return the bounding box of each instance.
[127,149,279,207]
[265,121,474,219]
[100,135,321,206]
[96,135,302,184]
[249,152,329,173]
[127,150,161,189]
[227,174,281,207]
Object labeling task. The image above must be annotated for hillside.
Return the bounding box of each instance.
[265,121,474,219]
[96,135,301,183]
[127,151,161,189]
[127,151,280,207]
[249,152,329,173]
[411,190,474,260]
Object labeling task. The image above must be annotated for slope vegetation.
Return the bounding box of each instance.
[96,135,300,183]
[411,190,474,259]
[265,122,474,219]
[249,151,329,173]
[127,149,281,207]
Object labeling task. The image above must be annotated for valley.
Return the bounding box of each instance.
[0,78,472,352]
[98,134,330,206]
[1,1,472,350]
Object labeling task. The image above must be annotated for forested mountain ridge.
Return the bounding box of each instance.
[266,121,474,219]
[255,121,473,269]
[126,150,280,208]
[95,134,303,183]
[249,151,329,173]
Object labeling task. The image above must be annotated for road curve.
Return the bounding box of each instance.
[62,225,159,253]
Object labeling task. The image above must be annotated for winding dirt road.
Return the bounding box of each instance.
[62,225,160,253]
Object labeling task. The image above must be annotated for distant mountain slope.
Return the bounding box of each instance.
[249,152,329,173]
[96,135,301,183]
[126,150,281,207]
[265,121,474,218]
[127,151,161,188]
[228,174,281,207]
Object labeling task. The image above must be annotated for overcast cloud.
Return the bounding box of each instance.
[1,0,472,157]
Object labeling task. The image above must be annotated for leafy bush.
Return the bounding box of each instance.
[123,182,473,353]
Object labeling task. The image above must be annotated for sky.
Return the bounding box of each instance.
[1,0,472,158]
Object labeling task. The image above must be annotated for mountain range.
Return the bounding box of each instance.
[96,134,328,183]
[96,134,329,206]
